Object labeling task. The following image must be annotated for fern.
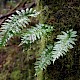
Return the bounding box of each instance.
[52,29,77,63]
[20,23,53,45]
[35,29,77,74]
[0,8,40,47]
[34,44,53,74]
[0,7,77,77]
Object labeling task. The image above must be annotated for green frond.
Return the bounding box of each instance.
[0,8,40,47]
[35,29,77,75]
[52,29,77,63]
[34,44,53,75]
[20,23,53,45]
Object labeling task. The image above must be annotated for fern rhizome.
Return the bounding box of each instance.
[0,8,77,76]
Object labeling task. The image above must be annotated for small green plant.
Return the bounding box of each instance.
[20,23,53,45]
[0,8,77,77]
[0,8,40,47]
[35,29,77,74]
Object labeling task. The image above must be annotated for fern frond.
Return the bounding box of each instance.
[20,23,53,45]
[34,44,53,74]
[0,8,40,47]
[35,29,77,75]
[52,29,77,63]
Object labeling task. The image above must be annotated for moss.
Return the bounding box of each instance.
[0,72,8,80]
[10,70,21,80]
[36,0,49,23]
[36,36,46,80]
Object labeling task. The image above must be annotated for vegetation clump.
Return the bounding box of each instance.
[0,8,77,79]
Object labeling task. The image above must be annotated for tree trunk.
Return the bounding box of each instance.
[36,0,80,80]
